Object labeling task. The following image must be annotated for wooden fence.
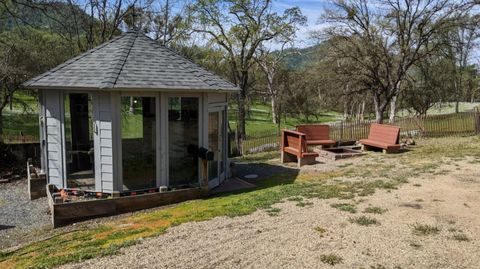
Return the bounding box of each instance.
[230,109,480,156]
[0,134,39,144]
[3,110,479,156]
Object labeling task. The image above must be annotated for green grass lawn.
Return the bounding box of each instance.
[228,102,343,136]
[2,92,39,138]
[2,111,39,138]
[397,102,480,117]
[2,92,478,143]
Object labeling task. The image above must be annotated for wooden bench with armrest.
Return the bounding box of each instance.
[359,123,401,153]
[281,130,319,167]
[296,124,336,148]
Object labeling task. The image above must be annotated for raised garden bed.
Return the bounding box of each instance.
[27,162,47,200]
[46,184,208,228]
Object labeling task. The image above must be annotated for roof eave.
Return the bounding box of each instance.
[23,84,240,93]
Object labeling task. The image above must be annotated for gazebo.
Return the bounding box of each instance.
[24,30,239,195]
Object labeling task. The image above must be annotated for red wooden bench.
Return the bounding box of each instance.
[296,124,336,148]
[281,130,319,167]
[359,123,401,153]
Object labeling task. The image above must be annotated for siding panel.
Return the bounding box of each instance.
[44,90,64,187]
[102,181,113,191]
[208,93,227,104]
[94,92,114,193]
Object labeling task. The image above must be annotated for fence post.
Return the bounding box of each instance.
[475,108,480,135]
[340,121,344,141]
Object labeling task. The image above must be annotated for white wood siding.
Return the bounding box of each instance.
[94,92,114,193]
[207,93,227,104]
[43,90,65,187]
[38,91,47,173]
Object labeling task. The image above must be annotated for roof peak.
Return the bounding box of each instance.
[23,30,239,92]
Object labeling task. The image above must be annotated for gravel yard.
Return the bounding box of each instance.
[60,140,480,269]
[62,159,480,269]
[0,179,50,249]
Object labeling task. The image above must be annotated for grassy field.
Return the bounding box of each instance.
[2,92,39,138]
[1,136,480,268]
[397,102,480,116]
[228,102,343,135]
[1,91,478,141]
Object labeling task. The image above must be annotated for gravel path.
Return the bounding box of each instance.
[63,159,480,269]
[0,179,50,249]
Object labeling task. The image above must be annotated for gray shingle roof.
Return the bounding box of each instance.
[23,30,239,92]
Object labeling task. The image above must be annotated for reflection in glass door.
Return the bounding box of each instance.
[208,110,224,187]
[168,97,199,187]
[121,96,156,191]
[64,93,95,190]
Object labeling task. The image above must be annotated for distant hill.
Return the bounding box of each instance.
[283,44,321,70]
[1,1,90,32]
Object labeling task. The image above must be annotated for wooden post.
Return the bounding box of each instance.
[340,121,344,141]
[201,159,208,187]
[473,108,480,134]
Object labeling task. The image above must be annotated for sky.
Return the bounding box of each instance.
[271,0,479,63]
[271,0,332,48]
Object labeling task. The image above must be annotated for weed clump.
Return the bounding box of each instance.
[331,203,357,213]
[411,223,441,236]
[349,216,379,226]
[320,254,343,265]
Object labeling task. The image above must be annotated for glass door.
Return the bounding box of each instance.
[168,97,200,187]
[208,109,225,188]
[120,96,157,191]
[64,93,95,190]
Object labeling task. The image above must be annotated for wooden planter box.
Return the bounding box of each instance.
[46,185,208,228]
[27,163,47,200]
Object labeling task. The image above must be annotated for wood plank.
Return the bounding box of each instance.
[51,187,208,227]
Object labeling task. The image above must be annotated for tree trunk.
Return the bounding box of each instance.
[389,95,397,123]
[359,100,365,120]
[373,95,385,123]
[343,99,349,120]
[236,88,247,154]
[0,110,3,142]
[343,84,349,120]
[454,80,460,113]
[270,96,277,124]
[129,97,135,113]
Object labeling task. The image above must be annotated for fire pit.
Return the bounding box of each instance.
[316,146,365,161]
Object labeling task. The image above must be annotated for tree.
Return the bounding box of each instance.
[0,27,72,137]
[192,0,306,147]
[254,7,306,124]
[444,15,480,112]
[122,0,194,47]
[402,57,454,115]
[321,0,465,123]
[148,0,193,47]
[1,0,141,52]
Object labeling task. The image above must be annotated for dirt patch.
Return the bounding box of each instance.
[62,159,480,269]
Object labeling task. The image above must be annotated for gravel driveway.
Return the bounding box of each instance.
[0,179,50,249]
